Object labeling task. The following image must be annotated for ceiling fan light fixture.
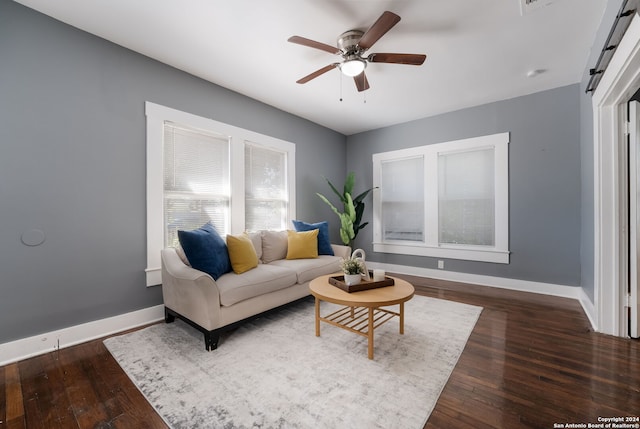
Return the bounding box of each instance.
[341,57,366,77]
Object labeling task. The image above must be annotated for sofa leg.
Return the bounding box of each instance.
[164,307,176,324]
[204,332,220,351]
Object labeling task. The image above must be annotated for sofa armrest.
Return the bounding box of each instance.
[161,248,222,330]
[331,244,352,259]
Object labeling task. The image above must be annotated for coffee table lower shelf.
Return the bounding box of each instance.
[314,301,405,360]
[319,305,400,336]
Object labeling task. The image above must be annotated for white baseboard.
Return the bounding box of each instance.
[0,305,165,366]
[579,288,598,332]
[367,262,583,299]
[368,261,597,331]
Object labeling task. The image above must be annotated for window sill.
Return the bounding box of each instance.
[373,242,510,264]
[146,267,161,287]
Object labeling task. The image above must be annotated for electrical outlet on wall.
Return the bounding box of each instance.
[438,260,444,269]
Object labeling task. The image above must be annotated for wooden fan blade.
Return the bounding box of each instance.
[368,53,426,65]
[357,11,401,50]
[353,72,370,92]
[296,64,338,84]
[288,36,341,55]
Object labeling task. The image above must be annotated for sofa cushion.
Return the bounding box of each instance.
[261,230,288,263]
[216,264,298,307]
[286,229,318,260]
[292,220,334,256]
[269,255,342,284]
[178,222,231,280]
[226,233,259,274]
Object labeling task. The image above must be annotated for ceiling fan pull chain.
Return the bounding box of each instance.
[339,72,343,102]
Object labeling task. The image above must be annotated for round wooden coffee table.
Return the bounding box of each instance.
[309,274,415,359]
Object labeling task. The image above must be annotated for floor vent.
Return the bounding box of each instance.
[520,0,559,16]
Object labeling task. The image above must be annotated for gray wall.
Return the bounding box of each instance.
[1,0,618,344]
[0,0,346,344]
[346,84,582,287]
[579,0,625,302]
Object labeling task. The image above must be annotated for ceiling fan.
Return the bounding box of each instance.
[288,11,426,92]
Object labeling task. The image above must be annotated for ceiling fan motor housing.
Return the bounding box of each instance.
[337,30,364,54]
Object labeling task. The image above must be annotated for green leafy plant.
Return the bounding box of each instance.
[339,257,365,275]
[316,172,376,246]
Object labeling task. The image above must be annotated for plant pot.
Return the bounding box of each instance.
[344,274,361,286]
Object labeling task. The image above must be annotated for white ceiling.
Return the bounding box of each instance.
[13,0,607,135]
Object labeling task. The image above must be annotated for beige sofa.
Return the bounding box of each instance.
[161,230,350,350]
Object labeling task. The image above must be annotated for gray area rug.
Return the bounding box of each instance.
[104,295,482,429]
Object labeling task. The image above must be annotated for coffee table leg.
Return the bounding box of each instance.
[315,297,320,337]
[368,307,374,359]
[399,302,405,335]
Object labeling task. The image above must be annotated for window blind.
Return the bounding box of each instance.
[163,122,230,247]
[438,148,495,246]
[244,143,287,231]
[381,156,424,242]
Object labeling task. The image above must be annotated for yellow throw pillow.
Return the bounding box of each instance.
[226,233,259,274]
[286,229,319,260]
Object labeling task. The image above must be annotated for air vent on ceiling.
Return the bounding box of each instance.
[519,0,558,16]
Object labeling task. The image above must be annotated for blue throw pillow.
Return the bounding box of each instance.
[292,220,334,256]
[177,222,231,280]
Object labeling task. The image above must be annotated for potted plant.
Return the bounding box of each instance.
[339,257,365,286]
[316,172,376,247]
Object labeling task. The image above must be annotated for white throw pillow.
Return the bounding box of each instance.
[246,231,263,262]
[261,230,288,264]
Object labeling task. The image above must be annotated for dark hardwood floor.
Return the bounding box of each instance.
[1,275,639,428]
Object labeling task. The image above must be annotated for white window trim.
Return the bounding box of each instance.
[145,102,296,286]
[372,132,510,264]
